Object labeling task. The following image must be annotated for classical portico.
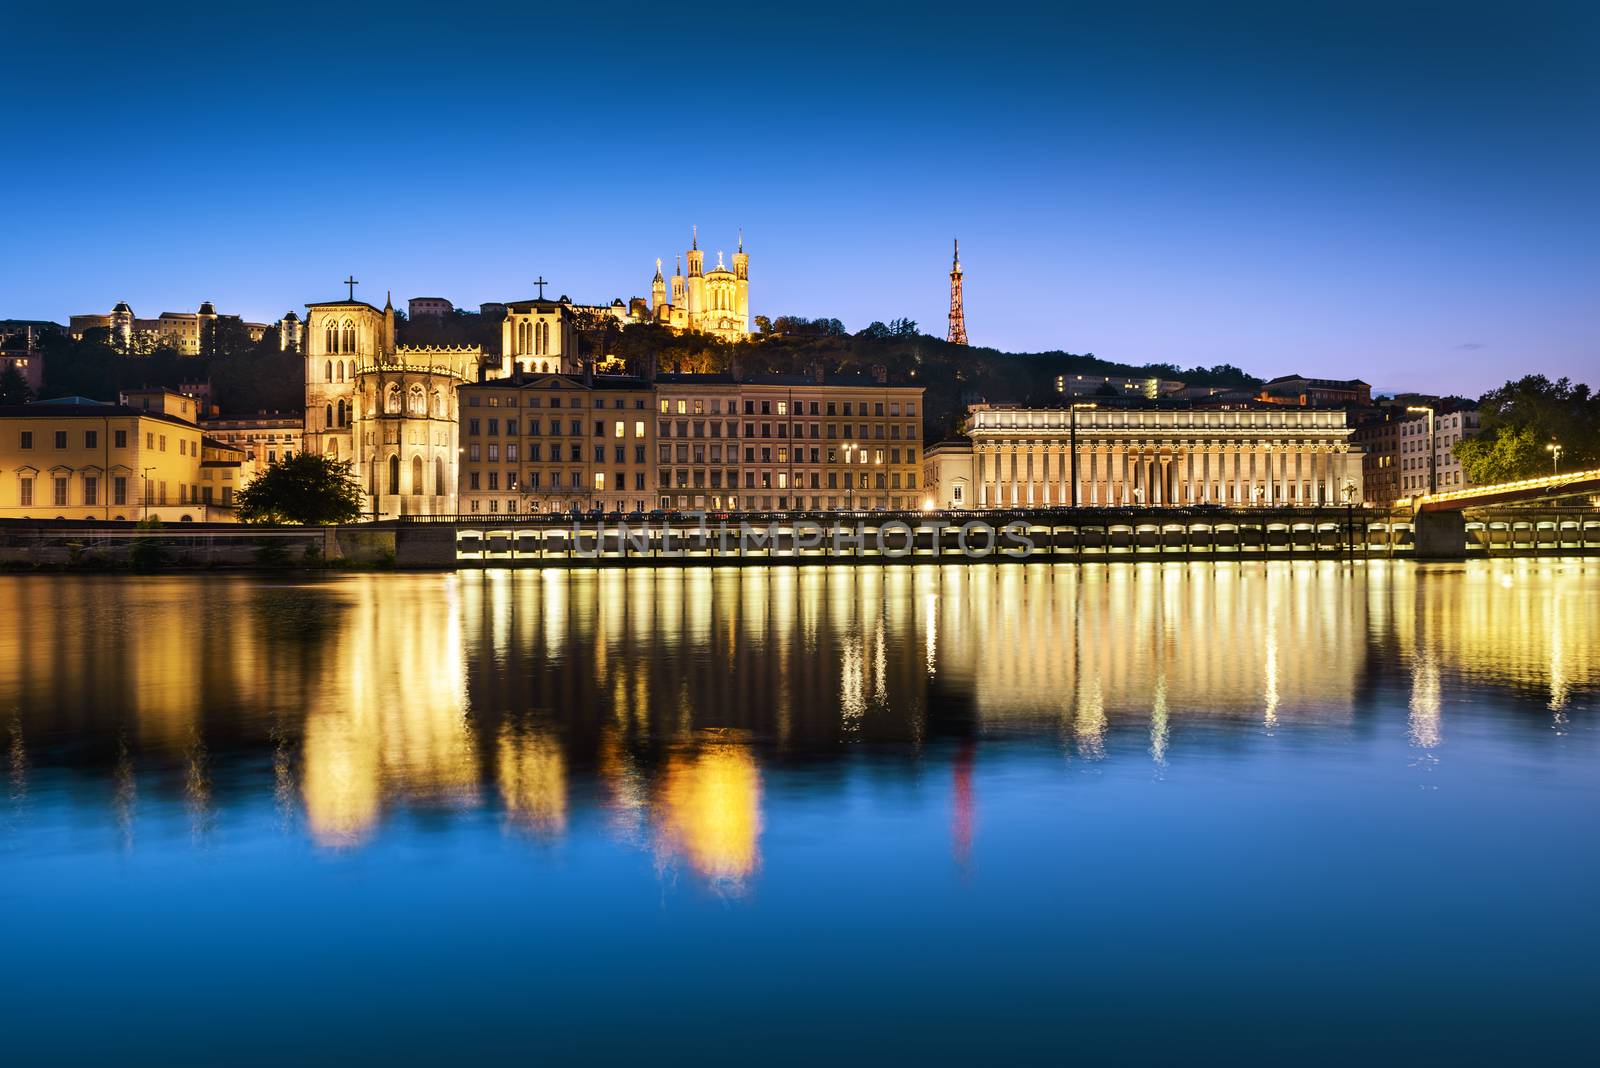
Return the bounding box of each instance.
[965,407,1364,508]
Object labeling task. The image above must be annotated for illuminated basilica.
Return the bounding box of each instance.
[648,228,750,340]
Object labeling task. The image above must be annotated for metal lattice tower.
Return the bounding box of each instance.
[947,238,968,345]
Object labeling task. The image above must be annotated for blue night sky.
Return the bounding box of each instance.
[4,1,1596,395]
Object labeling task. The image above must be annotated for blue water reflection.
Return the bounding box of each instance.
[1,561,1596,1063]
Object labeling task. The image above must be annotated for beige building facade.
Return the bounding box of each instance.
[653,374,923,512]
[0,393,224,521]
[458,375,656,516]
[964,406,1363,508]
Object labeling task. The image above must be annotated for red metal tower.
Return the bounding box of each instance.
[946,238,968,345]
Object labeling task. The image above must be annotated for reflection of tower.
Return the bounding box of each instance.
[951,740,975,868]
[947,238,968,345]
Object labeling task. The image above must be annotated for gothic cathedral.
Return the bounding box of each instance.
[304,292,477,517]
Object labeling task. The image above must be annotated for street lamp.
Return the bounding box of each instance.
[1405,406,1436,496]
[842,443,856,511]
[1547,442,1563,476]
[1069,403,1097,508]
[141,466,155,522]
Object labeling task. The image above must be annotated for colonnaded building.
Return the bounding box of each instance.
[926,406,1364,510]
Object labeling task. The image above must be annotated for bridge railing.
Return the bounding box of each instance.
[1412,467,1600,508]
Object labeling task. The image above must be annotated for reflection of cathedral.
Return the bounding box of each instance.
[648,228,749,340]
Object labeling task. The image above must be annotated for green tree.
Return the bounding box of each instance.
[234,453,363,525]
[1454,424,1547,484]
[0,363,33,405]
[1455,375,1600,482]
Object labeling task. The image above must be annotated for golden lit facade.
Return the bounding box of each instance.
[653,374,924,511]
[649,230,749,340]
[304,295,477,518]
[493,296,617,377]
[458,375,657,515]
[0,391,223,520]
[965,406,1364,507]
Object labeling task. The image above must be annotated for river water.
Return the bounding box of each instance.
[2,561,1597,1063]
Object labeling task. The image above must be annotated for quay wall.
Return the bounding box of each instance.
[2,508,1595,572]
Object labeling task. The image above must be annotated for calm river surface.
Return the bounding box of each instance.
[2,561,1597,1064]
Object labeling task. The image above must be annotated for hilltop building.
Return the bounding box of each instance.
[408,297,454,319]
[69,301,271,355]
[647,228,749,341]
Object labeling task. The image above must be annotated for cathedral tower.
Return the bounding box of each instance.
[685,225,705,317]
[650,258,666,312]
[732,230,749,330]
[303,281,375,467]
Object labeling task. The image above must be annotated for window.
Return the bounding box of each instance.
[18,476,32,506]
[84,475,98,505]
[86,431,98,449]
[388,454,400,494]
[20,431,32,450]
[114,430,127,449]
[114,476,127,505]
[53,431,67,449]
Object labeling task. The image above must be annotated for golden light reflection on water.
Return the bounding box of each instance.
[654,738,762,889]
[496,723,566,836]
[0,561,1595,880]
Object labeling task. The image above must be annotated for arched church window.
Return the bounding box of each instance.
[325,361,333,383]
[326,403,333,427]
[435,456,445,498]
[407,384,426,415]
[385,383,402,414]
[411,455,423,496]
[337,399,347,426]
[388,454,400,495]
[342,321,355,354]
[337,361,345,382]
[430,389,442,418]
[325,324,337,352]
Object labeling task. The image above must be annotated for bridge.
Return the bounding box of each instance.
[1413,467,1600,511]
